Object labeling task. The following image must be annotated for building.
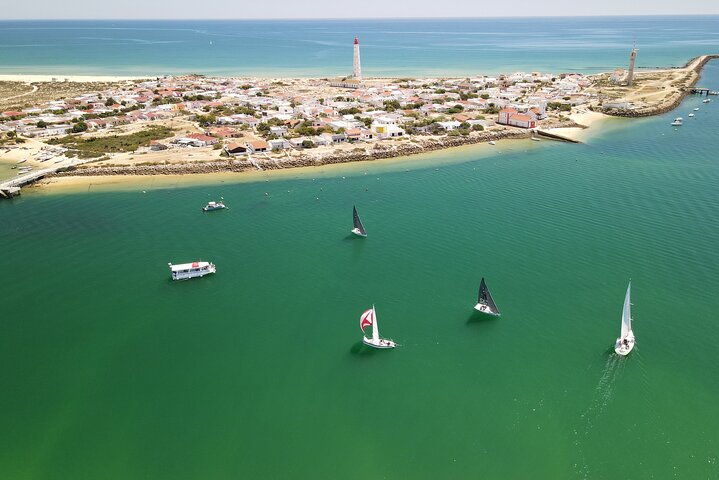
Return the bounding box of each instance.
[225,142,248,155]
[330,79,361,89]
[497,108,536,129]
[246,140,269,153]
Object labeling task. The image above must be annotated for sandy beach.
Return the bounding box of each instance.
[542,110,612,142]
[0,74,148,83]
[29,138,533,194]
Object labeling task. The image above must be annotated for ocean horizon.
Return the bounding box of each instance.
[1,16,718,77]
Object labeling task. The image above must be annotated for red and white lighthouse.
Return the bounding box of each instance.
[353,36,362,80]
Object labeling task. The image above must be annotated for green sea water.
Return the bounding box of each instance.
[2,64,719,479]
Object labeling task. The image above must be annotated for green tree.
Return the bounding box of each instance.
[36,120,48,128]
[105,98,116,107]
[71,122,88,133]
[301,140,315,149]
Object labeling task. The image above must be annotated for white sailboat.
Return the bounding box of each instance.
[614,282,635,356]
[360,306,396,349]
[351,205,367,237]
[474,277,500,316]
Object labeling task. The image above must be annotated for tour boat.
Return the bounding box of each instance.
[670,117,683,126]
[202,200,226,212]
[360,306,396,349]
[351,205,367,237]
[474,277,500,316]
[168,261,216,281]
[614,282,635,356]
[688,113,695,117]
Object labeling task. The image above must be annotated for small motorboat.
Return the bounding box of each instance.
[703,99,711,103]
[693,108,700,111]
[688,113,695,117]
[488,141,496,145]
[168,261,216,281]
[530,137,540,142]
[671,117,683,126]
[202,200,226,212]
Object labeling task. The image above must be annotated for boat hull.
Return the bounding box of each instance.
[170,263,216,281]
[474,303,500,316]
[351,228,367,237]
[362,337,396,349]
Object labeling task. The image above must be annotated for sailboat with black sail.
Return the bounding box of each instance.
[474,277,500,316]
[352,206,367,237]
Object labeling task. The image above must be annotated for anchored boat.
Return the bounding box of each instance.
[360,306,396,349]
[614,282,635,356]
[474,277,500,316]
[670,117,683,126]
[202,200,226,212]
[168,261,216,281]
[351,205,367,237]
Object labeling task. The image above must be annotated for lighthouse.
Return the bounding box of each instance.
[353,36,362,80]
[627,47,637,86]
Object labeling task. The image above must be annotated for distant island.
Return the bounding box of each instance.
[0,50,717,196]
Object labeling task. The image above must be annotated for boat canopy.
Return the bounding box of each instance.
[169,261,210,272]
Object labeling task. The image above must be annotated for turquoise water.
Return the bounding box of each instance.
[0,16,719,77]
[1,64,719,480]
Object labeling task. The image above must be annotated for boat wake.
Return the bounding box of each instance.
[574,353,626,479]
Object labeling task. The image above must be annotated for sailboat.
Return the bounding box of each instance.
[474,277,500,316]
[351,205,367,237]
[360,306,396,349]
[614,282,635,356]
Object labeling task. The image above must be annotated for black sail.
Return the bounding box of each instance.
[478,277,500,314]
[353,206,366,235]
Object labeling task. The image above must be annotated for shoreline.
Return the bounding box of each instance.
[0,74,148,83]
[5,53,716,196]
[32,112,612,194]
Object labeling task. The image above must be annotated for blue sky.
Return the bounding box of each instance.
[4,0,718,19]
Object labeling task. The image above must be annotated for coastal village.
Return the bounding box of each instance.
[0,39,715,195]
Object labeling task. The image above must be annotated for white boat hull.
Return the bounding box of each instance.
[474,303,500,316]
[169,263,216,281]
[351,228,367,237]
[614,334,635,356]
[362,337,396,349]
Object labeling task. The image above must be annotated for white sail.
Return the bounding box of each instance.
[372,306,380,343]
[620,282,632,338]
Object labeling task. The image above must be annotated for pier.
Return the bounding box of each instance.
[690,87,712,96]
[534,129,581,143]
[0,167,58,198]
